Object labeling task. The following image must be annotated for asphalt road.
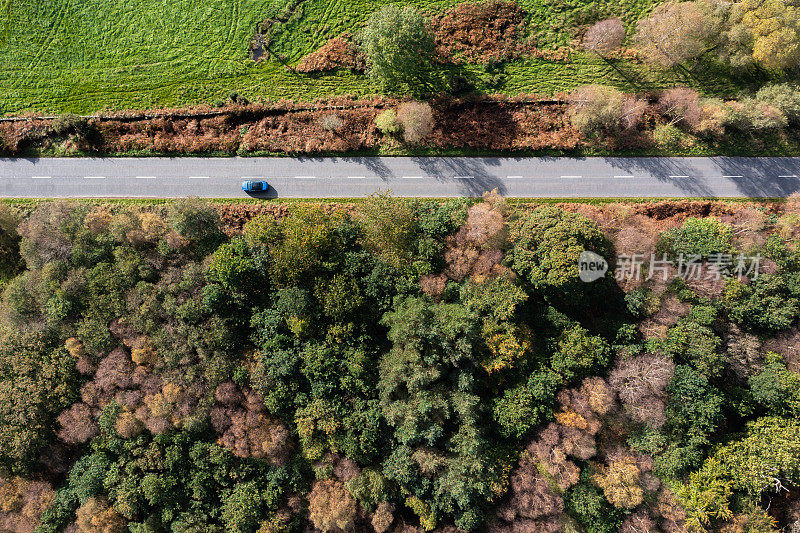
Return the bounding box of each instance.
[1,157,799,198]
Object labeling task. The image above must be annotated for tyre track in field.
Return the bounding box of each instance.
[15,0,73,91]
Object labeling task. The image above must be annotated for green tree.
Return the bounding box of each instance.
[658,217,733,259]
[509,206,609,299]
[748,354,800,417]
[378,297,503,529]
[359,5,438,96]
[550,325,611,384]
[0,335,78,473]
[726,274,799,333]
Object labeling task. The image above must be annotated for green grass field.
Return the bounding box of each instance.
[0,0,777,116]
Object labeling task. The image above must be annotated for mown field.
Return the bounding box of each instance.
[0,0,776,115]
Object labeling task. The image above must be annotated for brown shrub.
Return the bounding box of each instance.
[397,102,435,145]
[431,1,534,63]
[295,35,366,73]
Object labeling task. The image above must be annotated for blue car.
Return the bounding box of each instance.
[242,180,268,193]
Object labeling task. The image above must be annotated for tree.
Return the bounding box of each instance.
[374,109,400,135]
[308,479,359,532]
[359,5,438,95]
[567,85,625,136]
[610,353,675,428]
[166,198,224,257]
[0,204,21,284]
[677,417,800,531]
[583,18,626,56]
[731,0,800,70]
[756,83,800,123]
[493,371,558,439]
[724,99,788,132]
[591,457,644,509]
[566,473,623,533]
[726,274,800,333]
[748,353,800,417]
[551,325,611,384]
[634,1,717,68]
[0,337,79,473]
[658,217,732,258]
[359,192,419,271]
[378,297,502,529]
[509,205,609,298]
[75,496,126,533]
[396,102,435,144]
[657,88,704,130]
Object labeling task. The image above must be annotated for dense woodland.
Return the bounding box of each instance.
[0,195,800,532]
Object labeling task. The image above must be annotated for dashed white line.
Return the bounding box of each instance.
[453,175,473,180]
[348,176,366,180]
[722,175,743,178]
[779,175,799,178]
[295,176,316,180]
[84,176,106,179]
[507,175,524,179]
[189,176,210,180]
[561,175,581,179]
[30,176,51,179]
[136,176,157,180]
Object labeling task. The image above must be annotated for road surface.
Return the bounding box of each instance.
[1,157,799,198]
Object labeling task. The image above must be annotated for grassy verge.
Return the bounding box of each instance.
[0,0,785,116]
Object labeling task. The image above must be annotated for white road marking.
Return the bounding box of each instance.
[506,175,524,179]
[84,176,106,179]
[30,176,51,179]
[295,176,316,179]
[722,175,743,178]
[614,175,635,179]
[136,176,157,179]
[561,175,581,179]
[348,176,366,179]
[779,175,799,178]
[453,175,473,180]
[189,176,210,179]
